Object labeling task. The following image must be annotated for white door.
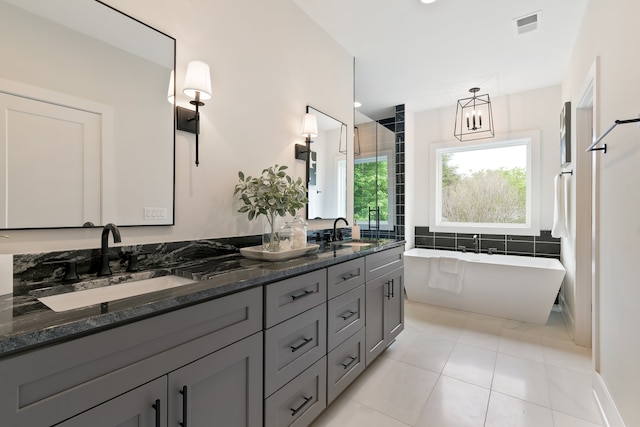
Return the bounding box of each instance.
[0,92,101,228]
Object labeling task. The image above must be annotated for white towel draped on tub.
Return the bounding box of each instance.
[428,257,465,293]
[552,173,569,238]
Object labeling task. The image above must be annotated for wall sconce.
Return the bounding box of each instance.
[454,87,495,142]
[295,112,318,160]
[176,60,212,166]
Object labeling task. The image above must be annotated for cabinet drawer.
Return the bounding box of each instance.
[327,257,365,299]
[265,356,327,427]
[0,286,262,427]
[327,285,365,351]
[265,269,327,328]
[265,303,327,396]
[327,327,366,404]
[365,245,404,281]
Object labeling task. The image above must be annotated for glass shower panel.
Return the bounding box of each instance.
[353,111,396,240]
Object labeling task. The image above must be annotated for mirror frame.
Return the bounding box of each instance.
[0,0,176,230]
[304,105,347,221]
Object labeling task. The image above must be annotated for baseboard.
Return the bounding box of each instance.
[593,372,626,427]
[558,293,576,340]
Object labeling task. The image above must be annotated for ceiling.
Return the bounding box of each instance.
[294,0,589,120]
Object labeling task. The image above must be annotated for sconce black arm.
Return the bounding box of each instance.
[176,92,205,166]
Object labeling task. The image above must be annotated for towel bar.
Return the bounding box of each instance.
[586,118,640,153]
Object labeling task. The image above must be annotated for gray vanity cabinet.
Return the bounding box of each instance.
[0,286,263,427]
[365,247,405,366]
[168,332,263,427]
[54,377,168,427]
[264,270,328,426]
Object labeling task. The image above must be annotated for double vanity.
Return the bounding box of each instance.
[0,239,404,427]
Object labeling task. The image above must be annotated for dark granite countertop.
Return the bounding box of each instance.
[0,239,404,359]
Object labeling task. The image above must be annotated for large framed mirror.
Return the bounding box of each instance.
[0,0,175,229]
[303,106,347,220]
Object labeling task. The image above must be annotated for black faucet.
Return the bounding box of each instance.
[98,223,122,276]
[473,234,480,254]
[332,217,349,242]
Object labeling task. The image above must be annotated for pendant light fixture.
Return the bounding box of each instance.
[454,87,495,142]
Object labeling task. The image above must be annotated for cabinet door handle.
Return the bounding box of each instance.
[290,395,313,417]
[340,310,357,321]
[390,278,395,298]
[290,337,314,352]
[179,385,188,427]
[152,399,161,427]
[386,280,392,300]
[341,272,357,281]
[340,355,357,370]
[291,289,314,300]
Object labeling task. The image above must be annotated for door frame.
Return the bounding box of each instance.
[574,59,600,362]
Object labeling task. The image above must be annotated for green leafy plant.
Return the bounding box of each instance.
[234,164,308,250]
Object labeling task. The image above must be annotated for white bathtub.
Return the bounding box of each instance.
[404,248,566,325]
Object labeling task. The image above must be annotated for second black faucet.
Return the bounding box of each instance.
[98,223,121,276]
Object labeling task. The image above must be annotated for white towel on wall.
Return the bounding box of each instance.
[428,257,465,293]
[552,173,569,238]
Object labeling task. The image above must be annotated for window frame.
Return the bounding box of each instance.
[429,130,540,235]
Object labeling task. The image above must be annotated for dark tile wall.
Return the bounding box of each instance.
[415,226,561,259]
[361,104,405,241]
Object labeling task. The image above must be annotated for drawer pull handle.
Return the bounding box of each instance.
[341,272,357,281]
[179,385,188,427]
[152,399,161,427]
[341,356,358,370]
[386,279,395,300]
[340,310,357,321]
[290,337,314,352]
[291,290,314,300]
[290,395,313,416]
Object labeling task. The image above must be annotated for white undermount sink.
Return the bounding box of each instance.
[332,241,373,248]
[38,275,196,313]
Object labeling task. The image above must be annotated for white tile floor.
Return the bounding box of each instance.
[312,300,604,427]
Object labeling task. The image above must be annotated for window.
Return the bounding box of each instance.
[430,131,540,235]
[354,151,395,230]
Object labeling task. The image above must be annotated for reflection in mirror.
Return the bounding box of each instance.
[354,110,396,239]
[0,0,175,229]
[305,106,347,220]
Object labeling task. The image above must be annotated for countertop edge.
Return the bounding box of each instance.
[0,240,405,358]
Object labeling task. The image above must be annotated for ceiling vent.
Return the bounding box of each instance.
[513,11,541,35]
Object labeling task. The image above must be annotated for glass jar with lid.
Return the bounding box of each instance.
[290,216,308,249]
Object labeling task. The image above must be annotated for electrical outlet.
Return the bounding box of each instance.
[144,207,168,220]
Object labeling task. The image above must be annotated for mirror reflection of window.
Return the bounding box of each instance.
[305,107,347,220]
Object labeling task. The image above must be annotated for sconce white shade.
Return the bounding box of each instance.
[167,70,175,104]
[301,113,318,138]
[183,60,212,100]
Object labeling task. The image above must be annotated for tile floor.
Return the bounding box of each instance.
[312,300,604,427]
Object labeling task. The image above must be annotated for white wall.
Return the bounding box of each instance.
[411,85,562,233]
[0,0,354,254]
[562,0,640,425]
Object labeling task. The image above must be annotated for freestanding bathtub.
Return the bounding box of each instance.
[404,248,566,325]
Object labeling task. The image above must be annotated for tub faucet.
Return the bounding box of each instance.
[332,217,349,241]
[473,234,479,253]
[98,223,122,276]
